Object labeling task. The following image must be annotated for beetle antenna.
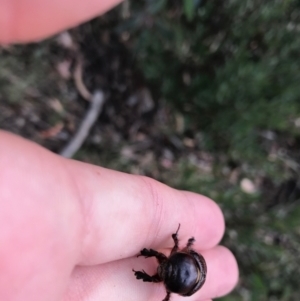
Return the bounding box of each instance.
[175,223,181,235]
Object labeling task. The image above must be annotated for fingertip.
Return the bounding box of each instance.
[215,246,239,297]
[201,246,239,299]
[208,197,225,246]
[182,191,225,249]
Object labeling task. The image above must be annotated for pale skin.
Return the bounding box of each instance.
[0,1,239,300]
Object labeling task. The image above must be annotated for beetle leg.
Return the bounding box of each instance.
[170,224,180,254]
[185,237,195,250]
[132,269,162,283]
[138,248,167,264]
[162,291,171,301]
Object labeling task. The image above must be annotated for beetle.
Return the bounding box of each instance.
[133,224,207,301]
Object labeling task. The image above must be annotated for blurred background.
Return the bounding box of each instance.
[1,1,300,300]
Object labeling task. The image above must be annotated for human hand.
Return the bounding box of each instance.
[0,1,238,300]
[0,131,238,301]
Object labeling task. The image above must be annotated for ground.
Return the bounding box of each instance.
[1,2,300,301]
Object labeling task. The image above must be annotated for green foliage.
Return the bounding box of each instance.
[123,0,300,168]
[162,160,300,301]
[115,1,300,300]
[0,43,62,103]
[183,0,197,21]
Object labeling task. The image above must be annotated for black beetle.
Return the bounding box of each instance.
[133,224,207,301]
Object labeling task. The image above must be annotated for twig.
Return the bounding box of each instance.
[121,0,130,19]
[73,59,92,101]
[60,91,105,158]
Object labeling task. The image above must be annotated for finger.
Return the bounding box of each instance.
[0,130,224,299]
[0,0,122,43]
[0,131,83,301]
[63,246,238,301]
[66,159,225,265]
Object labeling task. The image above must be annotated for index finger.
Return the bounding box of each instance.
[0,0,122,43]
[66,159,225,265]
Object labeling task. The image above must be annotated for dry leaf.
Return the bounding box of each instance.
[56,60,72,79]
[56,32,75,49]
[240,178,257,194]
[48,98,65,114]
[39,122,64,138]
